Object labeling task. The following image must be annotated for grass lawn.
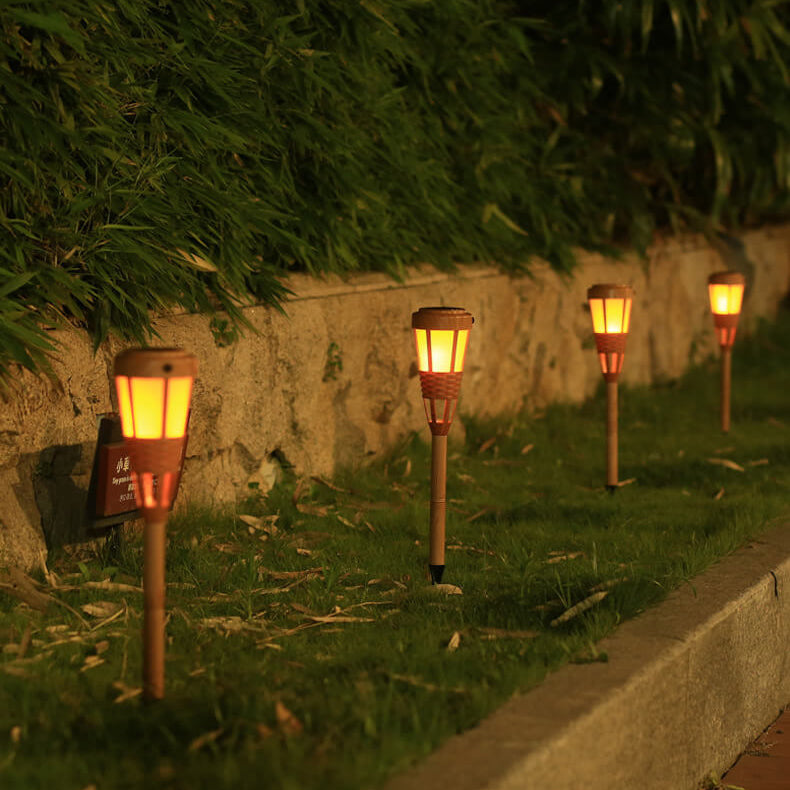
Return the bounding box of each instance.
[2,311,790,790]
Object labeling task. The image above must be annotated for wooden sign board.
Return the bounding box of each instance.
[95,442,137,517]
[90,414,189,525]
[95,440,187,518]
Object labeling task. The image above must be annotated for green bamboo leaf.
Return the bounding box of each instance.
[482,203,529,237]
[0,272,35,299]
[7,9,85,54]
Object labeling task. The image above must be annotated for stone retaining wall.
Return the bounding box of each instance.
[2,226,790,569]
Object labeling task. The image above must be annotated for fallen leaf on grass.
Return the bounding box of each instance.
[336,514,356,529]
[276,701,303,736]
[550,591,608,627]
[545,552,584,564]
[257,566,324,581]
[39,578,141,595]
[589,577,629,593]
[218,541,248,554]
[199,616,261,634]
[189,728,224,752]
[307,614,375,624]
[10,726,21,744]
[296,503,331,517]
[747,458,769,467]
[446,544,496,556]
[477,437,497,454]
[311,475,352,494]
[253,579,310,595]
[465,508,493,524]
[290,602,319,616]
[81,601,122,619]
[427,584,463,596]
[714,488,725,501]
[477,627,539,640]
[295,548,312,556]
[616,478,636,488]
[238,514,262,529]
[707,458,745,472]
[80,655,105,672]
[521,443,534,455]
[446,631,461,651]
[83,580,142,594]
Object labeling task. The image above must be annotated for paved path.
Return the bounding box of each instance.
[721,708,790,789]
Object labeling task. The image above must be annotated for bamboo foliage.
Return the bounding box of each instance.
[1,1,790,382]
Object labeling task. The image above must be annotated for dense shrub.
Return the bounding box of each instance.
[1,1,790,380]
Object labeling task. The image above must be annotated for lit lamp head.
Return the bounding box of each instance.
[412,307,474,435]
[708,271,745,348]
[113,348,197,521]
[587,284,634,382]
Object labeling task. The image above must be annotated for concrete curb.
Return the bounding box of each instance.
[384,525,790,790]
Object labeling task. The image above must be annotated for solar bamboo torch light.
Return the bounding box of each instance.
[113,348,197,701]
[412,307,474,584]
[587,284,634,491]
[708,271,745,433]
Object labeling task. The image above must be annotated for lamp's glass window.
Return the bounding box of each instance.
[414,329,469,373]
[115,376,135,437]
[130,378,166,439]
[709,283,744,316]
[164,377,193,438]
[589,298,632,334]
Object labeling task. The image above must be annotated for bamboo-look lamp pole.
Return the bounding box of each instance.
[708,271,745,433]
[412,307,474,584]
[587,284,634,491]
[113,348,197,701]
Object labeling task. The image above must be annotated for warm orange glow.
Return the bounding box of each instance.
[590,300,605,334]
[115,376,134,438]
[709,283,744,316]
[116,374,192,440]
[454,329,469,372]
[415,329,429,371]
[428,329,455,373]
[134,472,156,509]
[607,299,625,333]
[623,298,632,333]
[165,377,193,438]
[415,329,467,373]
[590,297,632,334]
[130,377,166,439]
